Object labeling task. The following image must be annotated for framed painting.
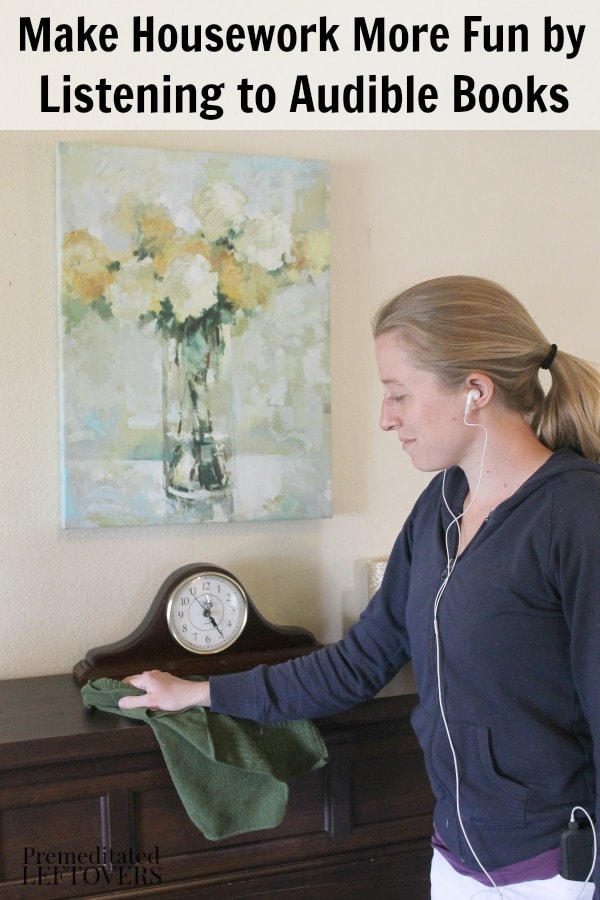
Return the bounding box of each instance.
[56,143,331,527]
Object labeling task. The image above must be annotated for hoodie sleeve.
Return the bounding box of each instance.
[551,470,600,893]
[210,521,414,724]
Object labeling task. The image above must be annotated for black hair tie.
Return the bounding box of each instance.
[540,343,558,370]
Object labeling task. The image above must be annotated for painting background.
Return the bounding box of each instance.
[57,143,331,526]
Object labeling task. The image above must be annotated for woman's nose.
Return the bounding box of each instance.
[379,398,398,431]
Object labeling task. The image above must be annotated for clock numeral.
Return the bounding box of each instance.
[202,581,211,591]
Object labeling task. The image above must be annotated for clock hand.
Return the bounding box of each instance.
[198,595,224,638]
[210,617,224,638]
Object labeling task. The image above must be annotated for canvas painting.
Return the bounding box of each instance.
[57,142,331,527]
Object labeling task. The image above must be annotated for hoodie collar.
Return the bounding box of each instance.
[440,446,598,527]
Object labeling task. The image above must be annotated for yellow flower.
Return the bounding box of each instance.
[153,236,213,278]
[62,230,115,304]
[218,254,277,310]
[112,196,176,259]
[138,208,177,255]
[291,230,330,274]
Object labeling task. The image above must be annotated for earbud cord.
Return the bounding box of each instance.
[435,413,508,895]
[441,408,488,559]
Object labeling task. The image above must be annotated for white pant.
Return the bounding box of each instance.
[430,848,595,900]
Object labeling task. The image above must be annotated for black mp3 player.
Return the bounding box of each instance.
[560,820,595,881]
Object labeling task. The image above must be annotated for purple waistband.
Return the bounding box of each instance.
[432,829,561,887]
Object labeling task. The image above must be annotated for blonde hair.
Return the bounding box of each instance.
[372,275,600,461]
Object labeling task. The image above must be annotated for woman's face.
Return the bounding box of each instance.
[375,332,471,472]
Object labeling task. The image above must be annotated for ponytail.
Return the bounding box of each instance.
[534,350,600,462]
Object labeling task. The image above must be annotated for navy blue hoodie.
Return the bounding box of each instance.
[210,448,600,889]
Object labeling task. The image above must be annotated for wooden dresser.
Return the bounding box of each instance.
[0,675,433,899]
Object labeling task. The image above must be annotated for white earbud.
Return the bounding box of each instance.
[465,389,480,415]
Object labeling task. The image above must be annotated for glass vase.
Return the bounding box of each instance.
[162,325,233,504]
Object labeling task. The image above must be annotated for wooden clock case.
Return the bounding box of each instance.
[73,563,320,684]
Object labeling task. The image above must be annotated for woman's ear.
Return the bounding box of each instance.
[464,374,494,410]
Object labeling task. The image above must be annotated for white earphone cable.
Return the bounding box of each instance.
[435,404,507,894]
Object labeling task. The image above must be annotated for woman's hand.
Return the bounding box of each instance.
[117,670,211,712]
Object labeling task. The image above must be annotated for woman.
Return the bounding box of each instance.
[120,276,600,898]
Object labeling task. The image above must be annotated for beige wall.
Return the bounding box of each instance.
[1,130,598,680]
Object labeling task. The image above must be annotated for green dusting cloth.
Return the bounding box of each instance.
[81,677,328,841]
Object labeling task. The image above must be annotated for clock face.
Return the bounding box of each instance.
[166,571,248,654]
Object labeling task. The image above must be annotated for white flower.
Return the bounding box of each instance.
[191,181,247,242]
[160,253,218,323]
[233,212,293,272]
[106,258,157,323]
